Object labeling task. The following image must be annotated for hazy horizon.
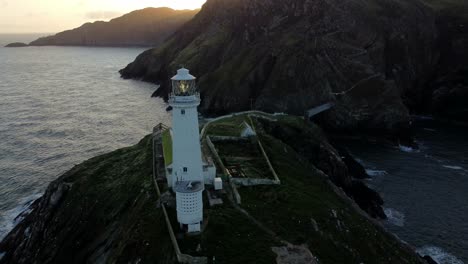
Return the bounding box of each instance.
[0,0,206,34]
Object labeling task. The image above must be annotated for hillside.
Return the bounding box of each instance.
[0,115,429,264]
[29,8,199,47]
[121,0,468,132]
[120,0,436,136]
[4,42,28,48]
[419,0,468,121]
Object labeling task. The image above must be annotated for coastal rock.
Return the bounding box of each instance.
[4,42,28,48]
[0,116,426,263]
[256,117,386,219]
[411,1,468,121]
[29,8,198,47]
[121,0,437,136]
[0,136,177,264]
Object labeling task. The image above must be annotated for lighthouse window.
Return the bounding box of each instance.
[183,167,188,173]
[181,109,185,115]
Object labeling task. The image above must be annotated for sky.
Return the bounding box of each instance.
[0,0,206,34]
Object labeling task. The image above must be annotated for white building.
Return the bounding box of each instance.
[168,68,204,233]
[240,121,256,138]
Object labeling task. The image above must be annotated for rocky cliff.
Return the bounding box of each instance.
[0,116,429,264]
[29,8,199,47]
[120,0,439,136]
[420,0,468,122]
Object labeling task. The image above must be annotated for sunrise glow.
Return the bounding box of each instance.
[0,0,206,33]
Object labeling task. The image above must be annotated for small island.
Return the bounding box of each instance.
[4,42,28,48]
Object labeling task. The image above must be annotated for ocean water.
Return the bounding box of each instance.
[0,41,169,240]
[0,33,49,47]
[341,117,468,264]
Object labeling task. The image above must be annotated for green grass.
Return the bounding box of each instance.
[162,129,173,166]
[178,203,280,264]
[6,135,177,264]
[11,114,425,264]
[206,115,247,137]
[237,117,422,264]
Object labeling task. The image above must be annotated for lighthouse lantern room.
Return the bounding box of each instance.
[169,68,204,233]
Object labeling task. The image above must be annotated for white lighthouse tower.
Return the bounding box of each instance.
[169,68,204,233]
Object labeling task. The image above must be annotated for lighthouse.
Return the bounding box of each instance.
[169,68,204,233]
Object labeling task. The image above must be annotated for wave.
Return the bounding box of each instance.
[417,246,464,264]
[442,165,464,170]
[365,169,387,177]
[0,193,42,241]
[384,208,405,227]
[412,115,434,121]
[398,145,420,153]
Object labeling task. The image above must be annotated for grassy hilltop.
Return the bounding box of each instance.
[0,114,425,264]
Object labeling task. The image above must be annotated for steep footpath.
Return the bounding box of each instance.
[29,8,198,47]
[121,0,437,136]
[0,116,430,264]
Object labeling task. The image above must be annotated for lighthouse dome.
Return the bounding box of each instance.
[171,68,196,81]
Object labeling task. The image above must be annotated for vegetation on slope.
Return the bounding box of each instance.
[178,114,424,264]
[121,0,440,135]
[240,117,421,263]
[0,136,176,264]
[1,115,426,264]
[29,8,199,47]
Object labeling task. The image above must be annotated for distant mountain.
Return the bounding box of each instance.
[4,42,28,48]
[29,8,199,47]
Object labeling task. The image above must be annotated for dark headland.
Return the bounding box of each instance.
[4,42,28,48]
[0,114,432,264]
[27,8,199,47]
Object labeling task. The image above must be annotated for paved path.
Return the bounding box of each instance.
[306,102,335,118]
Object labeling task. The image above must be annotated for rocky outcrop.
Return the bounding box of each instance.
[4,42,28,48]
[0,116,430,264]
[29,8,199,47]
[0,136,177,264]
[121,0,437,136]
[255,117,386,219]
[421,1,468,121]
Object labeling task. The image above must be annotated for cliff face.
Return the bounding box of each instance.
[29,8,199,47]
[421,0,468,121]
[0,116,426,264]
[0,136,176,264]
[120,0,437,134]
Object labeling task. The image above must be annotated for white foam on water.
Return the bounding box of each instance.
[417,246,464,264]
[398,145,420,153]
[366,169,387,177]
[413,115,434,121]
[384,208,405,227]
[443,165,464,170]
[0,193,42,241]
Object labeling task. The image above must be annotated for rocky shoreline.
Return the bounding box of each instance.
[0,115,436,263]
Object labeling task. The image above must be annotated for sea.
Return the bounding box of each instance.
[339,117,468,264]
[0,34,467,264]
[0,34,169,241]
